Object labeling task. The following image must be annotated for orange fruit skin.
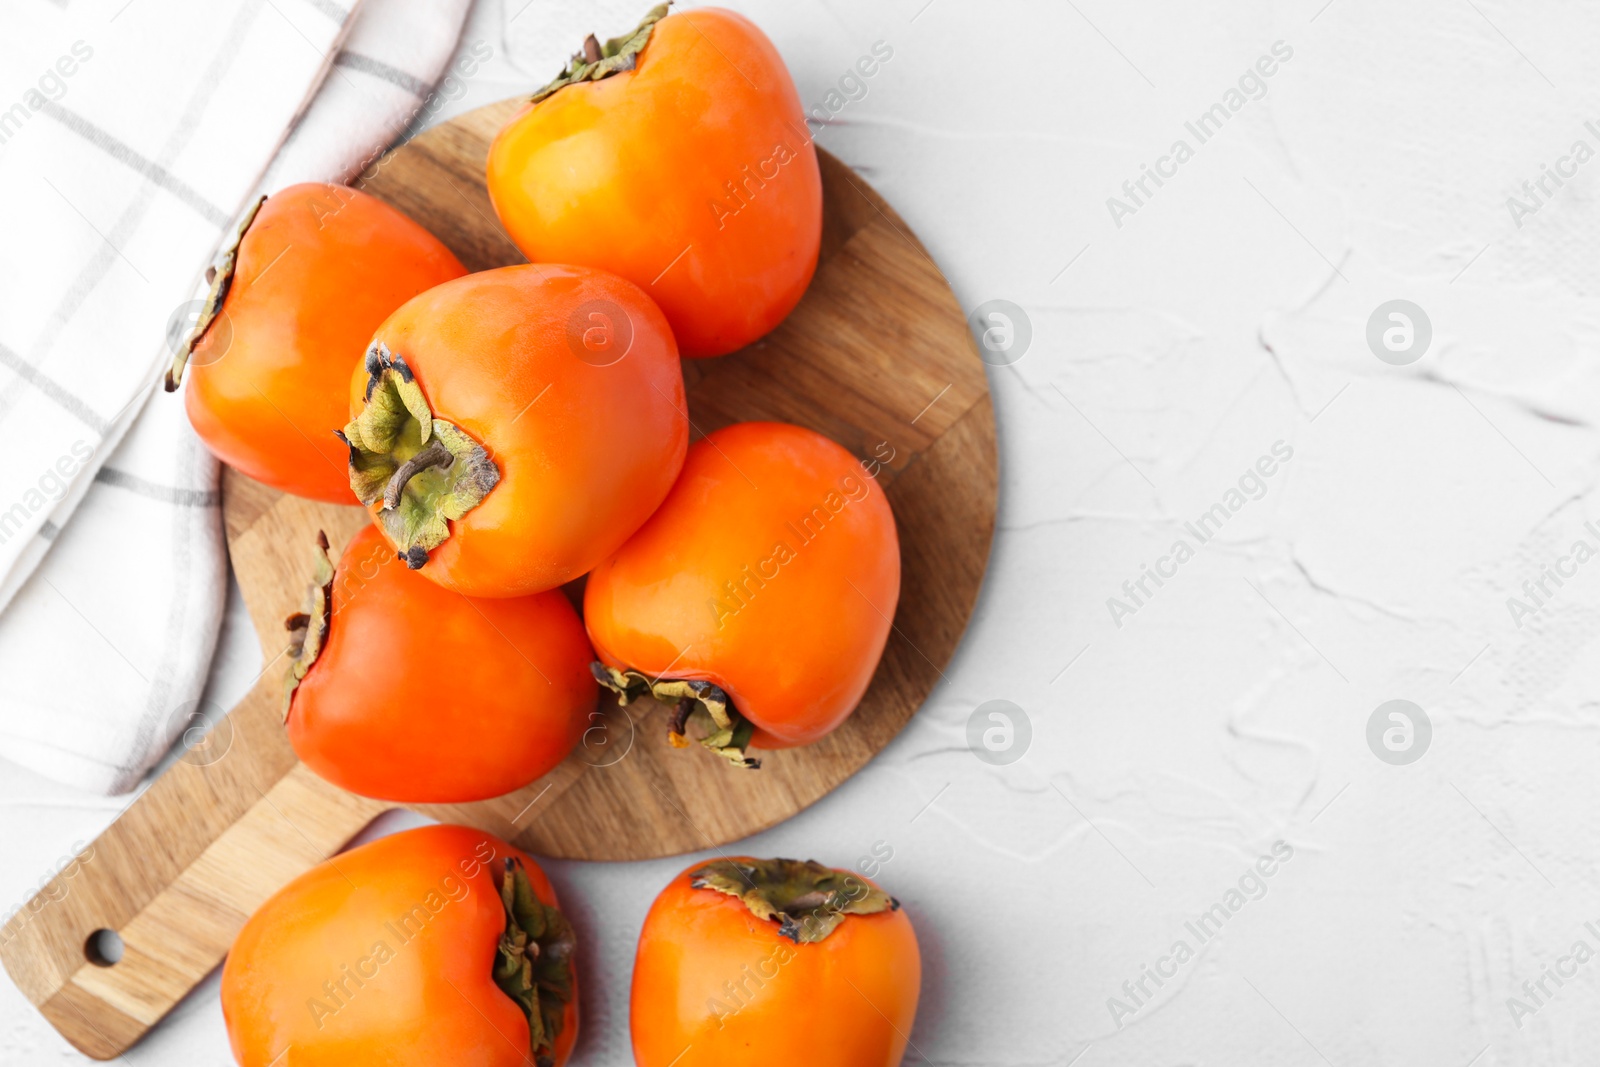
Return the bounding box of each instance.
[486,8,822,358]
[186,183,465,502]
[287,524,597,803]
[630,859,920,1067]
[222,825,578,1067]
[583,422,899,749]
[353,263,689,597]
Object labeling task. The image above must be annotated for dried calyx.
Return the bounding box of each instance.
[166,195,265,391]
[282,531,334,720]
[591,663,760,769]
[690,858,899,944]
[493,858,576,1067]
[530,3,671,103]
[341,342,499,570]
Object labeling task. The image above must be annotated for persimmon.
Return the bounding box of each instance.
[584,421,898,768]
[631,857,920,1067]
[170,183,465,502]
[284,524,597,802]
[485,5,822,358]
[341,263,688,596]
[222,824,578,1067]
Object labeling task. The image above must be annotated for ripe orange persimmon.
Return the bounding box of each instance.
[341,263,688,596]
[284,524,597,802]
[631,857,920,1067]
[485,5,822,358]
[584,422,898,768]
[222,824,578,1067]
[171,183,465,502]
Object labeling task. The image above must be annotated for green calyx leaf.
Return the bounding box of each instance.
[282,531,335,721]
[689,858,900,944]
[529,3,671,104]
[166,195,265,391]
[591,662,760,769]
[492,858,575,1067]
[341,342,499,571]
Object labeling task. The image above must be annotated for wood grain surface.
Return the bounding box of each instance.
[0,97,995,1059]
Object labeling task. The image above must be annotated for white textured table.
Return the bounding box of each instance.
[8,0,1600,1063]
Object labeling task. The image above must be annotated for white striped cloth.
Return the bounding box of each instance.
[0,0,471,794]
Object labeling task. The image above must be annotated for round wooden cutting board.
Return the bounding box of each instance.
[0,98,995,1060]
[350,98,998,857]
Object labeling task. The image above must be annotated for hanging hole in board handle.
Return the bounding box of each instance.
[84,928,124,967]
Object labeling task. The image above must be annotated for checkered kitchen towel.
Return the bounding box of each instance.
[0,0,471,793]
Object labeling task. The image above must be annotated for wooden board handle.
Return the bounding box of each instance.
[0,675,386,1060]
